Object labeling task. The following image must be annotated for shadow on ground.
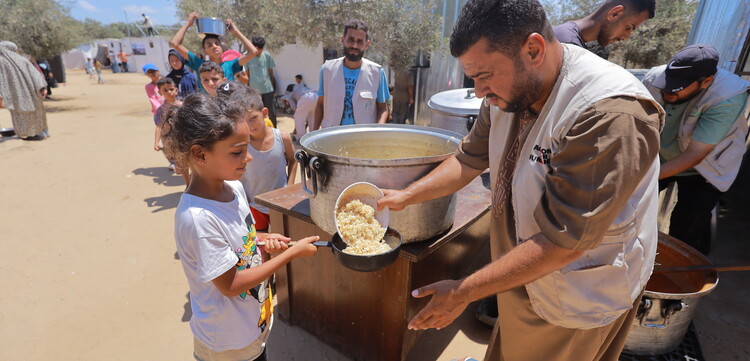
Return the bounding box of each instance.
[144,191,182,213]
[182,292,192,323]
[133,166,185,187]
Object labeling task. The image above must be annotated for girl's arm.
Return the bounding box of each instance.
[169,12,198,60]
[280,130,297,185]
[211,236,319,297]
[226,20,259,67]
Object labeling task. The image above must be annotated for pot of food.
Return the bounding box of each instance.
[427,88,483,136]
[623,232,719,356]
[295,124,462,243]
[195,17,226,36]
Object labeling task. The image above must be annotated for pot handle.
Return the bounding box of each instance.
[466,115,477,132]
[294,150,324,197]
[295,150,315,197]
[637,297,685,328]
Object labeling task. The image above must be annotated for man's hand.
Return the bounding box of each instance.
[40,88,48,98]
[377,189,411,211]
[407,279,468,330]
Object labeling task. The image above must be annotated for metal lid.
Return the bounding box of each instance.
[427,88,483,116]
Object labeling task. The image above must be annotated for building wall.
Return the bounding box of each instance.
[687,0,750,73]
[267,43,324,95]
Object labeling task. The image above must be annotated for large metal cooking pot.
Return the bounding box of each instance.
[295,124,462,243]
[623,232,718,356]
[195,17,226,36]
[427,88,483,136]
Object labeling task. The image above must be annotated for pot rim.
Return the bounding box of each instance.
[299,124,462,166]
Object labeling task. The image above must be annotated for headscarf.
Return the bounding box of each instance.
[0,41,47,112]
[166,49,197,100]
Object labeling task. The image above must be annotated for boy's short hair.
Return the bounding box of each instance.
[295,74,303,79]
[156,77,175,89]
[251,36,266,49]
[201,34,223,49]
[222,84,265,120]
[198,61,222,74]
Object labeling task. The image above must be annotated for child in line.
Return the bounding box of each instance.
[143,64,163,124]
[220,83,296,231]
[170,12,258,87]
[198,61,225,97]
[218,81,275,128]
[164,93,319,360]
[166,49,197,100]
[153,77,191,185]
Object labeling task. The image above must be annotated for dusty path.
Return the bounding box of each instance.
[0,70,491,360]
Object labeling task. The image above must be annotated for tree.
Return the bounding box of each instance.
[80,19,127,40]
[171,0,443,71]
[542,0,698,69]
[609,0,698,68]
[0,0,82,59]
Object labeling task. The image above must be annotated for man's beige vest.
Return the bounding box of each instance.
[321,57,382,128]
[643,66,750,191]
[489,44,663,329]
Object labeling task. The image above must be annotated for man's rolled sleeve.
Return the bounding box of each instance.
[455,98,491,170]
[533,97,661,250]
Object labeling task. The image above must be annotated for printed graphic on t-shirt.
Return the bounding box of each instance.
[234,221,274,330]
[341,69,358,125]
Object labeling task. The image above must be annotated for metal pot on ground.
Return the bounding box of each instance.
[623,232,719,356]
[427,88,483,136]
[295,124,463,243]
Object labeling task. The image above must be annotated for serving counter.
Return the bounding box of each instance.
[255,177,491,361]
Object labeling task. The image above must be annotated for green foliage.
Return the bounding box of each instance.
[542,0,698,69]
[172,0,444,71]
[80,19,128,40]
[609,0,698,68]
[0,0,82,59]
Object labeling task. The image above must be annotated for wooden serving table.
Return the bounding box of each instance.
[255,177,491,361]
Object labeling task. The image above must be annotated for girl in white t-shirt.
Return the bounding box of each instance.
[164,93,319,361]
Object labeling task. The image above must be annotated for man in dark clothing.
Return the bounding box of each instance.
[553,0,655,56]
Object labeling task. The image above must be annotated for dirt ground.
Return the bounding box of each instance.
[0,70,490,360]
[0,69,747,360]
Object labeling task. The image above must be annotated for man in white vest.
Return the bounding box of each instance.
[312,19,390,130]
[642,44,750,255]
[377,0,663,360]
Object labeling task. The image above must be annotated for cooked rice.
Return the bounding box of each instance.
[336,199,390,256]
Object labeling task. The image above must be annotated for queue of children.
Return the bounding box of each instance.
[135,14,310,359]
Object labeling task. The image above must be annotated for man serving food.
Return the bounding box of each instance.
[377,0,664,360]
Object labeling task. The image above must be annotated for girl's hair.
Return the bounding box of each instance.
[162,93,237,167]
[216,81,265,120]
